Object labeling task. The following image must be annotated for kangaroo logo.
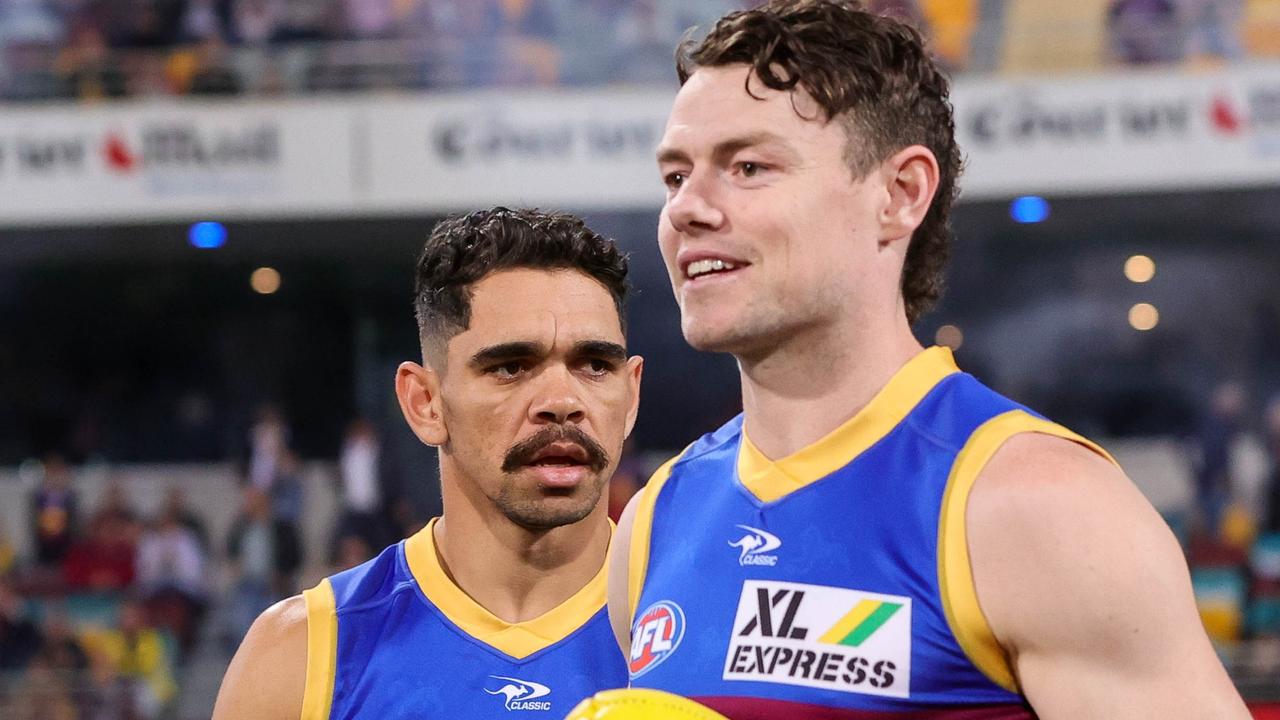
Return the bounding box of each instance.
[729,524,782,566]
[485,676,552,711]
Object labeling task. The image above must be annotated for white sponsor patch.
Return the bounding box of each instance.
[723,580,912,699]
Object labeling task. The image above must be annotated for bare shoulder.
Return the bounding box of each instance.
[608,491,643,656]
[966,432,1248,716]
[212,594,310,720]
[975,430,1126,501]
[968,431,1187,648]
[608,450,687,655]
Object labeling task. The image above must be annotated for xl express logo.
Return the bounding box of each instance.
[484,675,552,711]
[723,580,911,699]
[728,524,781,566]
[629,600,686,679]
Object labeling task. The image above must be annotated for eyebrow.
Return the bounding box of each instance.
[574,340,628,362]
[467,339,627,369]
[468,341,544,369]
[656,131,802,166]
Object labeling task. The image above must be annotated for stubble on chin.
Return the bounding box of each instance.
[491,471,607,531]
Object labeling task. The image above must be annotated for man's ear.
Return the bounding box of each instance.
[622,355,644,440]
[878,144,940,245]
[395,361,448,447]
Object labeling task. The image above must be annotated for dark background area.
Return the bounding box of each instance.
[4,187,1280,470]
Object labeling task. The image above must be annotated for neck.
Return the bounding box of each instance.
[433,475,610,624]
[738,313,923,461]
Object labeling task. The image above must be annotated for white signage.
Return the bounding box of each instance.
[953,65,1280,198]
[0,100,354,225]
[0,62,1277,226]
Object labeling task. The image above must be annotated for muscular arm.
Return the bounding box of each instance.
[212,595,308,720]
[608,492,643,658]
[968,433,1249,719]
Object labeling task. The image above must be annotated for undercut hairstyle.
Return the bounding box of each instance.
[677,0,962,324]
[413,207,629,354]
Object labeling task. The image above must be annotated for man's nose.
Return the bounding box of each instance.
[529,368,586,425]
[665,171,726,236]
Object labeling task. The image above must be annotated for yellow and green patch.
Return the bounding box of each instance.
[819,600,903,647]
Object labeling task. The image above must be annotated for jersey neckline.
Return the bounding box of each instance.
[403,517,610,660]
[737,346,960,503]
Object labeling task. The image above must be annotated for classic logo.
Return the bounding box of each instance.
[629,600,686,679]
[485,676,552,711]
[723,580,911,699]
[728,525,781,566]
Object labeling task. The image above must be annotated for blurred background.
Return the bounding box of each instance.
[1,0,1279,716]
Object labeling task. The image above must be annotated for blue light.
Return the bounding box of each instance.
[189,221,227,249]
[1010,196,1049,224]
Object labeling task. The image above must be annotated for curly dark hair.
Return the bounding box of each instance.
[413,207,629,353]
[677,0,961,324]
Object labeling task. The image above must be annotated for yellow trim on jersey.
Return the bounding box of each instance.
[627,453,684,621]
[937,409,1115,694]
[403,518,610,660]
[737,346,960,503]
[301,579,337,720]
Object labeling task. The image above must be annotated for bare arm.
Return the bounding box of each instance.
[608,492,643,658]
[212,595,308,720]
[968,433,1249,719]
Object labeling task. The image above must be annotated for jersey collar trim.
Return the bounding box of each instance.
[403,517,610,660]
[737,346,960,503]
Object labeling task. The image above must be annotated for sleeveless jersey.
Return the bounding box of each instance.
[301,519,627,719]
[626,347,1112,719]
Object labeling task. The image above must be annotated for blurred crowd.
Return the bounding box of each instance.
[0,0,763,100]
[3,0,1272,102]
[1184,384,1280,678]
[0,405,437,719]
[4,458,211,719]
[1106,0,1279,64]
[5,377,1280,715]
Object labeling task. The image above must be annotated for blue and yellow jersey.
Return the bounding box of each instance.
[627,347,1113,719]
[301,519,626,719]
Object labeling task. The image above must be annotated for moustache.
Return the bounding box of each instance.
[501,426,610,474]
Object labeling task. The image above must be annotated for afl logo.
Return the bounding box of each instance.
[629,600,686,679]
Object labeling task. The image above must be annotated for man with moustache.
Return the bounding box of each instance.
[214,207,639,719]
[595,1,1249,719]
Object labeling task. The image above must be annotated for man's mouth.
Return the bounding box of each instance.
[529,457,580,466]
[502,427,609,474]
[686,258,740,279]
[680,252,750,282]
[528,442,590,467]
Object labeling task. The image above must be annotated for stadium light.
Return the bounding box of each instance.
[189,221,227,249]
[251,267,282,295]
[1129,303,1159,331]
[935,324,964,350]
[1010,196,1050,224]
[1124,255,1156,283]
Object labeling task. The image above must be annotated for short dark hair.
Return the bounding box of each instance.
[413,207,629,352]
[677,0,961,324]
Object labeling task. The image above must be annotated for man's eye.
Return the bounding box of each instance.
[584,358,615,375]
[663,172,686,189]
[739,161,762,177]
[489,362,525,378]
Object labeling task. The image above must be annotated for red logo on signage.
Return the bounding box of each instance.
[629,600,685,678]
[1210,94,1245,135]
[103,133,138,173]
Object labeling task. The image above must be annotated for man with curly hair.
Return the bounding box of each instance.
[603,1,1248,717]
[214,208,640,719]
